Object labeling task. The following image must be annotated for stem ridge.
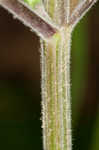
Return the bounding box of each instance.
[41,26,72,150]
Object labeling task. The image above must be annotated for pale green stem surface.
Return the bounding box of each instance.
[41,26,72,150]
[20,0,96,150]
[0,0,98,150]
[18,0,72,150]
[40,0,72,149]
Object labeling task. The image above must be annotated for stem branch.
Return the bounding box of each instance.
[69,0,97,26]
[0,0,58,39]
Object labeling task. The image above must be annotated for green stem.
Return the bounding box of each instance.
[41,26,72,150]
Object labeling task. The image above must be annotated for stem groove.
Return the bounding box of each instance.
[41,26,72,150]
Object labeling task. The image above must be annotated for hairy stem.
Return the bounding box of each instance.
[41,26,72,150]
[0,1,98,150]
[69,0,97,26]
[0,0,58,39]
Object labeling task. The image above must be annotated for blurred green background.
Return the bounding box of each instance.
[0,2,99,150]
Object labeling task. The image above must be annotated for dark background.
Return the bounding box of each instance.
[0,2,99,150]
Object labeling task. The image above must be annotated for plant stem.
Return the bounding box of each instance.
[41,26,72,150]
[0,0,58,39]
[0,1,97,150]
